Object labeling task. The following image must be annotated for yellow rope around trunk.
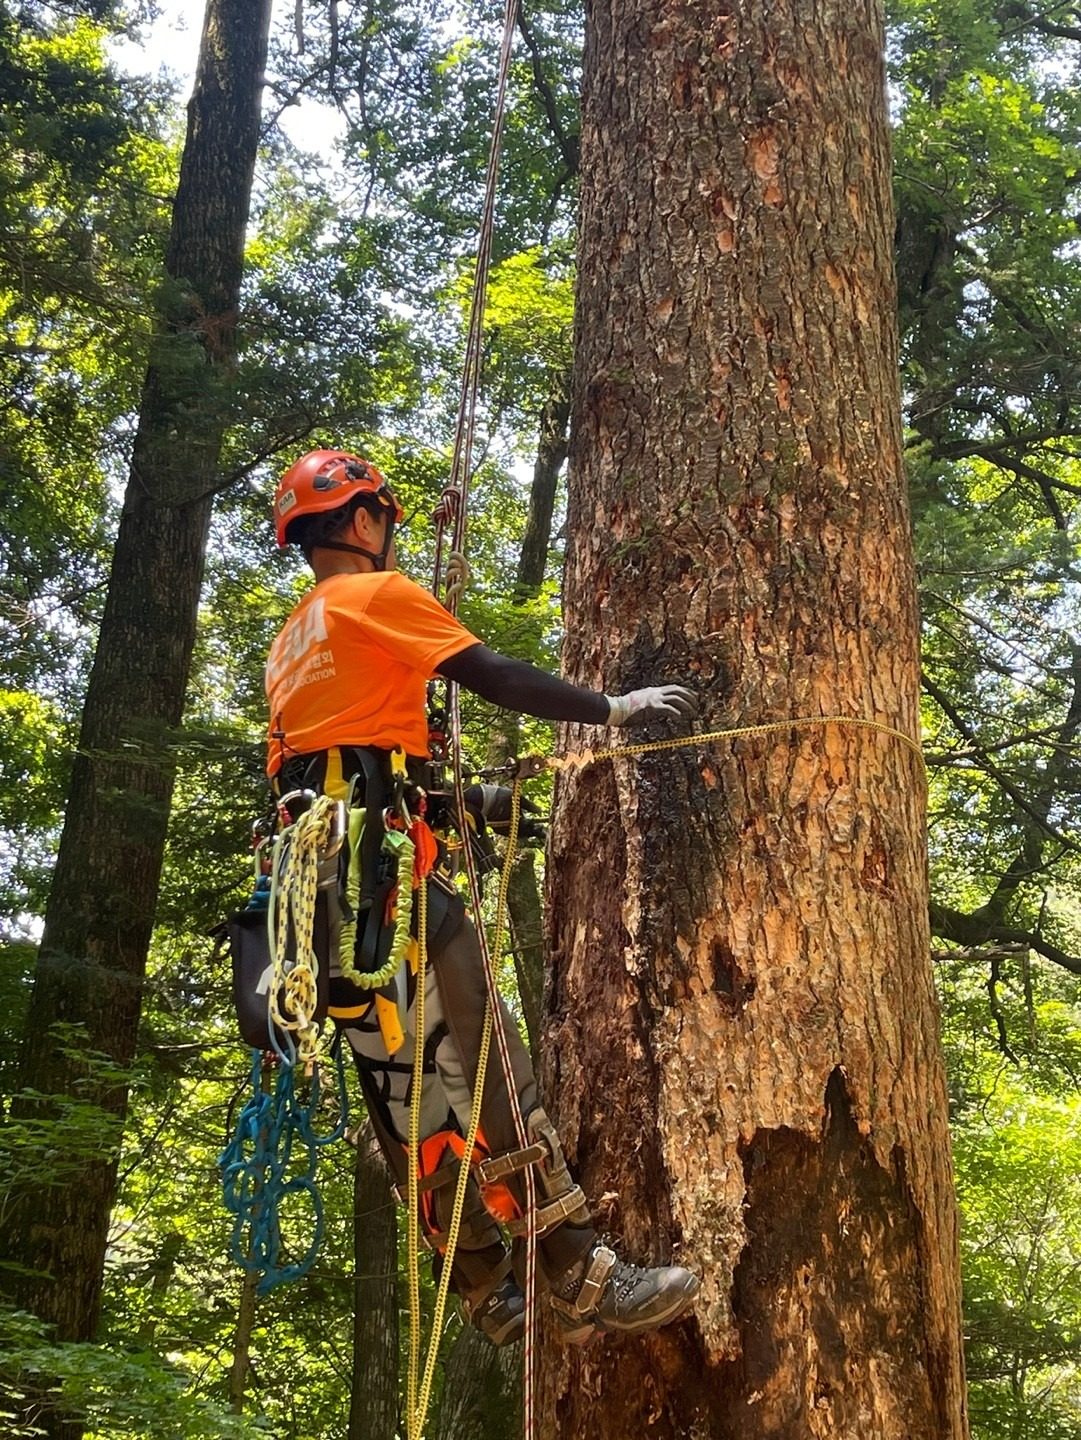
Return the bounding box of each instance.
[405,782,523,1440]
[547,714,925,773]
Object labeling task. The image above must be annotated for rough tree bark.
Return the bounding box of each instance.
[542,0,968,1437]
[1,0,273,1394]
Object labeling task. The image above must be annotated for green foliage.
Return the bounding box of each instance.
[954,1078,1081,1439]
[0,1303,272,1438]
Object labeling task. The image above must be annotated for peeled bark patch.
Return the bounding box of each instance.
[730,1069,942,1437]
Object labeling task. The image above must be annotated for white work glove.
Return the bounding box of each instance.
[606,684,698,727]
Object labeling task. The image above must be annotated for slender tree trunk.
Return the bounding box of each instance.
[135,1231,184,1349]
[430,1326,521,1440]
[228,1271,260,1414]
[349,1124,399,1440]
[505,369,570,1042]
[507,849,544,1049]
[515,371,570,602]
[1,0,273,1404]
[542,0,968,1436]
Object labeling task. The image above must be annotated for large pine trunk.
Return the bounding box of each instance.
[542,0,969,1436]
[2,0,273,1379]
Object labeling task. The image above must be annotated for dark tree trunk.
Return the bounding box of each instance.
[228,1271,260,1415]
[348,1124,399,1440]
[509,371,570,1041]
[507,848,544,1050]
[1,0,273,1405]
[515,371,570,601]
[430,1326,521,1440]
[542,0,968,1436]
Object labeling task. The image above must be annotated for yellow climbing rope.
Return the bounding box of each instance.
[405,875,426,1437]
[268,793,340,1071]
[547,713,925,773]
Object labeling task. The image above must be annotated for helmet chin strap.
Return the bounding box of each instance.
[317,515,396,571]
[317,540,387,569]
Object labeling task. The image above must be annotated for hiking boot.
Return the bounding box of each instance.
[548,1243,700,1345]
[463,1272,526,1347]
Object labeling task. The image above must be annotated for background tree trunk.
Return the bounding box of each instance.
[228,1270,260,1415]
[348,1123,399,1440]
[1,0,273,1399]
[542,0,968,1437]
[431,1326,521,1440]
[515,372,570,603]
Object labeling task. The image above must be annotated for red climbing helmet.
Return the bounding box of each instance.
[274,448,403,548]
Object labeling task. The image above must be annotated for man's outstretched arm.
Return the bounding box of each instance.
[437,644,697,728]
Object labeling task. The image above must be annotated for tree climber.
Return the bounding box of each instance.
[267,448,701,1346]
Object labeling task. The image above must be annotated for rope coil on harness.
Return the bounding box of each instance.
[267,793,340,1070]
[219,1044,349,1294]
[336,812,417,991]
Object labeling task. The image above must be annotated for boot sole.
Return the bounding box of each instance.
[479,1310,526,1347]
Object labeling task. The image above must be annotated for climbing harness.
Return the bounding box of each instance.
[219,1042,349,1294]
[220,753,427,1295]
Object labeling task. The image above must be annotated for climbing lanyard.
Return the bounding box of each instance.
[550,713,926,773]
[403,0,540,1436]
[220,1042,349,1294]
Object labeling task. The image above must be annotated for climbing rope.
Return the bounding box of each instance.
[267,793,341,1071]
[546,712,925,774]
[442,550,471,615]
[405,781,524,1440]
[406,878,426,1434]
[219,1044,349,1294]
[443,682,541,1435]
[432,0,519,605]
[416,0,543,1433]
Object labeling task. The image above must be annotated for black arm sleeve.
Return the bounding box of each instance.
[437,644,610,724]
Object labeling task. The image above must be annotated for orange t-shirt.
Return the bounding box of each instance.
[265,571,479,775]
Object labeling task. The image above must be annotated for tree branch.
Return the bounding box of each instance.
[921,673,1081,851]
[930,901,1081,977]
[516,5,579,175]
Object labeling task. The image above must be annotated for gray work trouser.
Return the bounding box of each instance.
[334,888,592,1288]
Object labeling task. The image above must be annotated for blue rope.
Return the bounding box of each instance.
[219,1044,349,1294]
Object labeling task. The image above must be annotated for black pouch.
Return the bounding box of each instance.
[224,900,332,1051]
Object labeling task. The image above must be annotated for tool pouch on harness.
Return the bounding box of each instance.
[225,899,337,1051]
